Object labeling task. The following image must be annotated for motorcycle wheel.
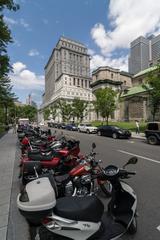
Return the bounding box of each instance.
[127,216,137,234]
[100,181,112,197]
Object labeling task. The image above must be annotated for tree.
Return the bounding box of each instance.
[57,100,73,122]
[94,88,116,125]
[0,1,19,127]
[145,63,160,121]
[72,98,88,122]
[50,105,57,121]
[44,107,50,121]
[0,1,19,77]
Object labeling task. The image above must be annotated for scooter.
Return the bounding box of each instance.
[17,156,138,240]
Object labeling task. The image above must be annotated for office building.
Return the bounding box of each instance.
[129,34,160,74]
[43,36,93,122]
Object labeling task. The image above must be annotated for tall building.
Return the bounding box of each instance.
[43,36,93,121]
[128,34,160,74]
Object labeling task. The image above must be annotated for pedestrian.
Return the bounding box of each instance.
[135,120,140,134]
[12,122,16,134]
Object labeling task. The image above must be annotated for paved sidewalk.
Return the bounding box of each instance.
[0,130,17,240]
[131,132,145,140]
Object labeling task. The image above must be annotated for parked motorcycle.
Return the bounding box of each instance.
[17,156,138,240]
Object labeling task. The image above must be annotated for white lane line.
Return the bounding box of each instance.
[118,150,160,164]
[156,225,160,231]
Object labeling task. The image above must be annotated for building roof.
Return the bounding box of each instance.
[133,65,157,78]
[121,84,152,98]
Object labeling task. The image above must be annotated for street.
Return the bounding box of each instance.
[49,129,160,240]
[5,129,160,240]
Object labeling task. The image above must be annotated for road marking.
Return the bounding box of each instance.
[128,140,134,143]
[156,225,160,231]
[118,150,160,164]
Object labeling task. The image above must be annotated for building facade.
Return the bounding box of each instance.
[129,34,160,74]
[91,66,132,121]
[43,37,93,122]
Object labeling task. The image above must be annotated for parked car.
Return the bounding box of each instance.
[78,123,97,134]
[57,123,66,129]
[145,122,160,145]
[65,123,78,131]
[97,125,131,139]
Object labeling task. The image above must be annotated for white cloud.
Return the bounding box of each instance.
[3,16,18,25]
[19,18,29,28]
[91,0,160,55]
[90,54,128,72]
[3,16,30,30]
[10,62,44,90]
[87,48,95,56]
[28,49,40,57]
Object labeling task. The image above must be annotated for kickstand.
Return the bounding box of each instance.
[35,227,40,240]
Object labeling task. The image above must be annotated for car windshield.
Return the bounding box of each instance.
[113,126,121,130]
[86,124,92,126]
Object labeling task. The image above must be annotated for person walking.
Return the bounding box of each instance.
[135,120,140,134]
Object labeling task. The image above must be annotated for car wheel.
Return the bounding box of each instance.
[147,135,158,145]
[112,133,118,139]
[97,131,102,136]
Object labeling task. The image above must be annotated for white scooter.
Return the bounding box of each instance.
[17,157,138,240]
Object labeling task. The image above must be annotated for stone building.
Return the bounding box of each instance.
[120,66,159,121]
[42,36,94,122]
[91,66,132,121]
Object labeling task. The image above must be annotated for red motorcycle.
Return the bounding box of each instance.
[54,143,112,198]
[20,141,81,185]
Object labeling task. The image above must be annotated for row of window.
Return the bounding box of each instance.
[64,77,90,88]
[61,41,86,53]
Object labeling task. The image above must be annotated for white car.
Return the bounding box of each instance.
[78,123,97,134]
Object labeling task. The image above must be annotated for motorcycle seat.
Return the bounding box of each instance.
[54,196,104,223]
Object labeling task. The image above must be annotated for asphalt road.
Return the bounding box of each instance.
[50,128,160,240]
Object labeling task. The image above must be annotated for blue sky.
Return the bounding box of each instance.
[4,0,160,105]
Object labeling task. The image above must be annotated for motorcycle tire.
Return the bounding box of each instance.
[100,181,112,197]
[127,216,137,234]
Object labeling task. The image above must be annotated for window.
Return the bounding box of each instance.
[85,80,87,88]
[82,79,84,87]
[73,78,76,85]
[111,73,113,79]
[77,78,80,86]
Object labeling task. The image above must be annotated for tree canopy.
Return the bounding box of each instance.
[94,88,116,124]
[0,0,19,126]
[145,63,160,121]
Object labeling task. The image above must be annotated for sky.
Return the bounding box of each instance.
[3,0,160,105]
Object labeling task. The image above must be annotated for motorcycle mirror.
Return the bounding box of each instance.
[123,157,138,168]
[92,142,96,149]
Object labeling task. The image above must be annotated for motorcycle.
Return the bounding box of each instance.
[17,156,138,240]
[20,140,81,185]
[56,143,112,197]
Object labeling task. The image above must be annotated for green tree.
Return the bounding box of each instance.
[57,100,73,122]
[44,107,50,121]
[94,88,116,125]
[50,104,57,121]
[0,1,19,127]
[145,64,160,121]
[0,1,19,77]
[72,98,88,122]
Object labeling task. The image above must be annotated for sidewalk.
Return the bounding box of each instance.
[131,132,145,140]
[0,130,17,240]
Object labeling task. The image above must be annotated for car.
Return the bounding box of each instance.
[97,125,131,139]
[145,122,160,145]
[65,123,78,131]
[78,123,97,134]
[57,123,66,129]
